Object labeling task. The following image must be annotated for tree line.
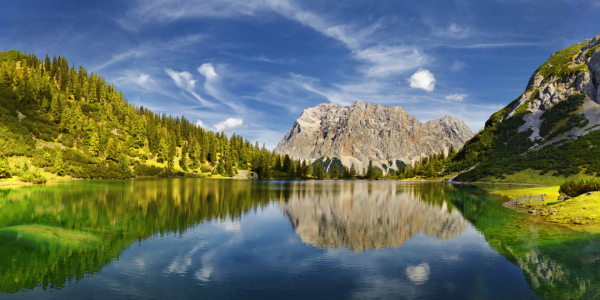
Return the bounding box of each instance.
[0,50,464,183]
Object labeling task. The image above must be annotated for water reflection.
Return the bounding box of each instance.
[0,179,598,299]
[0,179,271,294]
[279,181,468,251]
[447,186,600,300]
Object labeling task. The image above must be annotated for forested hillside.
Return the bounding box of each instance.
[446,35,600,183]
[0,50,277,183]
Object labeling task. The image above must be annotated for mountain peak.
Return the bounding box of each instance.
[275,101,473,173]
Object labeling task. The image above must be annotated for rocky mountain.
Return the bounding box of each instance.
[279,181,468,252]
[274,100,473,174]
[453,33,600,182]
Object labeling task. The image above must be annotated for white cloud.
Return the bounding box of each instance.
[433,23,470,38]
[120,0,426,78]
[214,118,246,132]
[355,45,427,77]
[198,63,218,81]
[165,68,214,107]
[453,42,540,49]
[197,63,244,112]
[165,68,196,91]
[93,48,147,71]
[406,263,430,285]
[407,69,435,92]
[450,60,466,72]
[195,119,205,128]
[445,94,467,101]
[114,71,177,100]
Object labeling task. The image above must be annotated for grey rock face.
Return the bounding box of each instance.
[274,101,473,172]
[497,33,600,149]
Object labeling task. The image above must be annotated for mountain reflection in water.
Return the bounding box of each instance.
[280,181,468,251]
[0,179,599,299]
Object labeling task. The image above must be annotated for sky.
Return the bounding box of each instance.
[2,0,600,149]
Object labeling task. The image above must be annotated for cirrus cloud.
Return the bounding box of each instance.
[445,94,467,101]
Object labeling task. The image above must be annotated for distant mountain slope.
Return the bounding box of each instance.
[452,33,600,182]
[274,100,473,173]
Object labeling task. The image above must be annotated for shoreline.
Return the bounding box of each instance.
[482,184,600,232]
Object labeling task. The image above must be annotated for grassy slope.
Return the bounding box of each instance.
[489,184,600,230]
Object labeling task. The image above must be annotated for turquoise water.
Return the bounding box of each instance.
[0,179,598,299]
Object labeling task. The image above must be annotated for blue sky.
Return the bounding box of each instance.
[2,0,600,149]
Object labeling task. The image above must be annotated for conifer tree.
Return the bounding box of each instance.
[193,143,202,169]
[106,138,119,161]
[0,157,11,178]
[331,163,340,179]
[50,94,61,123]
[41,96,50,112]
[301,160,308,177]
[448,144,456,158]
[313,162,324,179]
[179,143,188,171]
[54,151,65,176]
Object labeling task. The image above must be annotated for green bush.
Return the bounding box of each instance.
[559,179,600,197]
[20,171,47,184]
[134,164,163,177]
[200,165,211,173]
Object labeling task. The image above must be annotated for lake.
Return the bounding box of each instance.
[1,179,599,299]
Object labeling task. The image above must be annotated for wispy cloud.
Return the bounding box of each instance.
[450,60,466,72]
[114,71,176,99]
[198,63,245,112]
[165,68,215,107]
[452,42,541,49]
[119,0,427,78]
[93,48,147,71]
[355,45,427,77]
[92,33,206,71]
[445,93,467,101]
[432,23,471,39]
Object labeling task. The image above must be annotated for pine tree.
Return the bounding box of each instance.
[179,143,188,171]
[301,160,308,177]
[193,143,202,169]
[295,160,302,178]
[50,94,61,123]
[448,144,456,158]
[283,154,293,175]
[331,164,340,179]
[350,163,356,177]
[366,165,374,179]
[54,151,65,176]
[313,162,324,179]
[0,157,11,178]
[89,131,100,156]
[106,138,120,161]
[41,96,50,112]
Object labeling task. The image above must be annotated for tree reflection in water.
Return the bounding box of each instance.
[0,179,599,299]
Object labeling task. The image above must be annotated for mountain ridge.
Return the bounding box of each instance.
[275,100,473,173]
[452,33,600,182]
